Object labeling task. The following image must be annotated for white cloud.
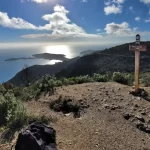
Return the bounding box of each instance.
[96,29,102,32]
[145,19,150,22]
[112,0,125,4]
[104,4,122,15]
[0,12,38,29]
[0,5,96,38]
[129,6,133,11]
[32,0,48,3]
[21,0,48,3]
[104,22,135,35]
[140,0,150,4]
[0,4,98,40]
[81,0,88,2]
[135,17,141,21]
[104,1,111,6]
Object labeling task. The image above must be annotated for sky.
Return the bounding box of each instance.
[0,0,150,47]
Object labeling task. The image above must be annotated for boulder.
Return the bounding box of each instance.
[15,122,57,150]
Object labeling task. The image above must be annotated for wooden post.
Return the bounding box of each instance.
[129,34,146,94]
[135,50,140,93]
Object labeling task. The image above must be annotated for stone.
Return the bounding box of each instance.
[103,104,110,109]
[15,122,57,150]
[135,115,145,123]
[123,113,132,120]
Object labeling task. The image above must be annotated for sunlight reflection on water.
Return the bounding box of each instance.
[44,45,72,58]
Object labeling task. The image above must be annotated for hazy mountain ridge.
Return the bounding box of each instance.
[56,41,150,77]
[5,53,68,61]
[8,42,150,85]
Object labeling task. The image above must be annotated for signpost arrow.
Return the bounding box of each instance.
[129,34,147,93]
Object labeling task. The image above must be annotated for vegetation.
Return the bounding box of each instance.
[0,71,150,136]
[0,84,52,142]
[112,72,134,85]
[140,73,150,87]
[50,96,81,118]
[7,72,150,102]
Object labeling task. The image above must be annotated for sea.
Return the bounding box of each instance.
[0,43,114,83]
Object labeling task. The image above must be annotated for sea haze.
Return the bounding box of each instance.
[0,44,110,83]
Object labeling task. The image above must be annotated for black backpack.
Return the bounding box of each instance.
[15,122,57,150]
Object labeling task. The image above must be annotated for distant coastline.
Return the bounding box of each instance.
[5,53,68,61]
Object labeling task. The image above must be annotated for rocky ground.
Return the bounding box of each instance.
[1,82,150,150]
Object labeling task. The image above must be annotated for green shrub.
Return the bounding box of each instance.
[50,96,80,114]
[112,72,128,85]
[93,73,109,82]
[34,75,55,95]
[140,73,150,86]
[0,91,27,129]
[61,78,69,85]
[74,75,92,84]
[125,73,134,86]
[0,84,6,94]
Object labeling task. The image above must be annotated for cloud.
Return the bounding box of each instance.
[129,6,134,11]
[104,0,125,15]
[0,12,38,29]
[145,19,150,22]
[140,0,150,4]
[104,4,122,15]
[21,0,48,3]
[135,17,141,21]
[81,0,88,2]
[112,0,125,4]
[0,4,96,40]
[0,4,99,39]
[32,0,48,3]
[104,22,135,35]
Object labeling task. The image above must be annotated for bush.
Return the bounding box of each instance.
[112,72,128,85]
[74,75,92,84]
[140,73,150,87]
[93,73,109,82]
[0,90,28,130]
[34,75,55,96]
[50,96,80,115]
[125,73,134,86]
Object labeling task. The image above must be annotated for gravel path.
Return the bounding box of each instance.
[1,82,150,150]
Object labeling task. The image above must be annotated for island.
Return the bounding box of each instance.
[5,53,68,61]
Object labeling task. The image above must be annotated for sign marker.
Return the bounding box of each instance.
[129,34,147,93]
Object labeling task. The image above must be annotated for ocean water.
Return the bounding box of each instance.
[0,44,111,83]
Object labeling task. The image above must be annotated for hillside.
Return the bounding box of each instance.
[56,41,150,77]
[9,41,150,85]
[1,82,150,150]
[8,57,79,86]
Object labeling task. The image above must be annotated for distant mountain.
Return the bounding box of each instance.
[5,53,68,61]
[8,41,150,86]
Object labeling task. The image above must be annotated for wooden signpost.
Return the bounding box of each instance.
[129,34,147,93]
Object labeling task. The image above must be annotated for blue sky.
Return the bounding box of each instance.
[0,0,150,46]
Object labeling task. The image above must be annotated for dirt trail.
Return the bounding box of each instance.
[2,82,150,150]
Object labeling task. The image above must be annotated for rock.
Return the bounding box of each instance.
[137,97,141,100]
[15,122,57,150]
[141,112,146,115]
[123,113,132,120]
[134,104,139,108]
[135,121,150,134]
[135,115,145,123]
[103,104,110,109]
[111,105,122,110]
